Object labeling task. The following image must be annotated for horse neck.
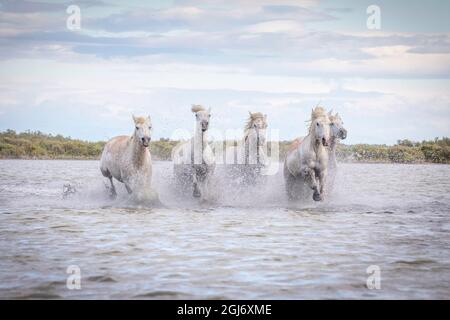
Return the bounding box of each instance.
[243,128,254,145]
[307,128,326,157]
[194,124,207,150]
[329,137,338,167]
[244,128,262,164]
[131,134,148,168]
[313,139,326,156]
[192,124,207,164]
[330,135,339,153]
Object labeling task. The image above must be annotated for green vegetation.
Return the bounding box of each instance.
[275,138,449,164]
[0,130,178,161]
[0,130,105,160]
[335,138,450,164]
[1,130,449,163]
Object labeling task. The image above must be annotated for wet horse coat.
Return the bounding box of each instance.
[100,115,158,203]
[284,107,331,201]
[172,105,215,201]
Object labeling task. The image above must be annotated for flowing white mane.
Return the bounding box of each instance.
[311,106,327,120]
[191,104,205,113]
[329,112,342,123]
[308,106,329,132]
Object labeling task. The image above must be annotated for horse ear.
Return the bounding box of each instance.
[208,107,211,114]
[132,114,137,123]
[248,111,253,118]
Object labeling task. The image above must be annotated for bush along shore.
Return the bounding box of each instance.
[1,130,449,164]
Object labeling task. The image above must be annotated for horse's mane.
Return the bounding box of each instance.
[308,106,328,132]
[191,105,205,113]
[329,112,341,122]
[244,112,266,130]
[133,116,147,124]
[311,106,327,121]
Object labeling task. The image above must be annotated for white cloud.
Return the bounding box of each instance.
[245,20,304,34]
[1,0,449,144]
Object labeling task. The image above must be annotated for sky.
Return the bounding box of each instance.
[0,0,449,144]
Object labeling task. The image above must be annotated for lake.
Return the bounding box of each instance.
[0,160,449,299]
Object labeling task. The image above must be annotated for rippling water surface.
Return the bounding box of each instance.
[0,160,449,299]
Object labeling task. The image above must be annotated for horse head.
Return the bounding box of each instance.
[310,115,331,147]
[132,115,152,147]
[192,105,211,132]
[329,112,347,140]
[247,111,268,146]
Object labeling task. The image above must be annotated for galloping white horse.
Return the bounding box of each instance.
[100,115,158,203]
[327,111,347,193]
[284,107,331,201]
[225,112,268,184]
[172,105,215,201]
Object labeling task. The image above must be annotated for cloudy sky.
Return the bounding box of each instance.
[0,0,449,144]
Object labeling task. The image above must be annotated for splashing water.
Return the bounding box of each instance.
[0,160,449,299]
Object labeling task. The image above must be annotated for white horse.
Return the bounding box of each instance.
[225,111,268,184]
[172,105,215,201]
[327,111,347,193]
[284,107,331,201]
[100,115,158,203]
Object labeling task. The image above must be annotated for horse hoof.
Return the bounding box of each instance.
[313,192,322,201]
[193,190,201,198]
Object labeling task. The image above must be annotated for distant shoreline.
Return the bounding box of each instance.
[1,130,449,164]
[1,158,449,166]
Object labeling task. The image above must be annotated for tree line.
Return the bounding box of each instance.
[0,130,449,163]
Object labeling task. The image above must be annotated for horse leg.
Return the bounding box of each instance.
[198,180,207,201]
[108,177,117,199]
[202,165,215,202]
[201,175,213,202]
[101,167,117,199]
[303,168,321,201]
[318,168,327,200]
[192,174,201,198]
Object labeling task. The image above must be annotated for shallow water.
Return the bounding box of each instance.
[0,160,449,299]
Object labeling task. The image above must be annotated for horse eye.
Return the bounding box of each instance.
[316,123,319,126]
[135,126,139,130]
